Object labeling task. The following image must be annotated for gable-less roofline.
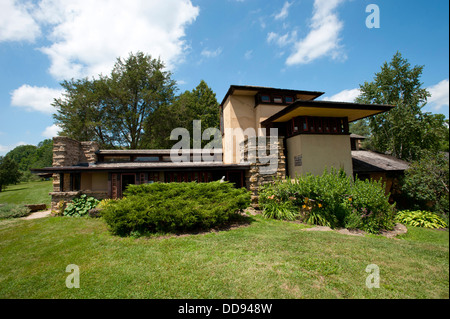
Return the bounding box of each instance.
[261,99,395,126]
[220,85,325,106]
[31,162,250,174]
[97,149,222,156]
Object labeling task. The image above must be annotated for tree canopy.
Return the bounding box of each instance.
[144,80,220,148]
[53,52,177,149]
[0,156,21,192]
[355,52,448,161]
[53,52,220,150]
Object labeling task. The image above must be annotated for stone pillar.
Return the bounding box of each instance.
[80,141,100,164]
[241,136,286,207]
[50,137,100,212]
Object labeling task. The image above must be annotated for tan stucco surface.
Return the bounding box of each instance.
[286,134,353,177]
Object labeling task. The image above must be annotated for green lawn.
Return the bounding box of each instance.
[0,215,448,299]
[0,180,52,206]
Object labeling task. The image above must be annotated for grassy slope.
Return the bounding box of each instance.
[0,180,52,206]
[0,215,448,299]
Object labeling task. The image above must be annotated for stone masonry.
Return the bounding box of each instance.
[241,136,286,207]
[50,137,100,211]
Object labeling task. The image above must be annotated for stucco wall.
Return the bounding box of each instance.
[286,134,353,177]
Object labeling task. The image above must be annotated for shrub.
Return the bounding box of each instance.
[102,181,251,236]
[258,169,396,233]
[0,204,31,219]
[63,194,100,217]
[396,210,448,229]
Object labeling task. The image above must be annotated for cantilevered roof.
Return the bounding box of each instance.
[220,85,324,106]
[31,162,249,174]
[261,100,394,125]
[352,151,409,173]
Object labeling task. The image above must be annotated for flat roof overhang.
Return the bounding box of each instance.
[220,85,325,106]
[261,100,394,126]
[31,162,250,174]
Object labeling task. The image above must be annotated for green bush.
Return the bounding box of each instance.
[102,181,251,236]
[258,169,396,233]
[396,210,448,229]
[0,204,31,219]
[63,194,99,217]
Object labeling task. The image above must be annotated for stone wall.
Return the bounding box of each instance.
[241,136,286,207]
[50,137,100,212]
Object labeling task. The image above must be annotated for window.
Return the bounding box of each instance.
[273,96,283,103]
[285,96,294,104]
[103,156,130,163]
[134,156,160,162]
[286,116,349,137]
[261,95,271,103]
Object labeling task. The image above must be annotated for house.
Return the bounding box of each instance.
[33,85,403,210]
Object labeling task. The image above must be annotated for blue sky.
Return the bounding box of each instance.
[0,0,448,155]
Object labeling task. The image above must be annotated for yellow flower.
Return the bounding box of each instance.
[302,205,306,209]
[348,197,352,202]
[318,203,322,208]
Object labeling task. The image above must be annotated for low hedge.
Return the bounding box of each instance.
[259,169,396,234]
[102,181,251,236]
[0,204,31,219]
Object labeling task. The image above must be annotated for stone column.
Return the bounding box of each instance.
[241,136,286,207]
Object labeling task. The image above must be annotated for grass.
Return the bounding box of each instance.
[0,180,52,206]
[0,215,448,299]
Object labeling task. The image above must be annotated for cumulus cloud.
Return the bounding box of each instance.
[322,88,361,102]
[286,0,346,65]
[7,0,199,80]
[10,85,64,114]
[274,2,293,20]
[0,0,41,42]
[427,79,449,111]
[42,124,62,138]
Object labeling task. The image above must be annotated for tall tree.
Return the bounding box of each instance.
[53,52,177,149]
[355,52,447,161]
[144,80,220,148]
[0,156,21,192]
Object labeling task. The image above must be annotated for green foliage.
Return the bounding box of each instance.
[63,194,99,217]
[102,181,251,236]
[258,169,395,233]
[53,51,177,149]
[0,156,21,192]
[0,204,31,219]
[144,80,221,149]
[402,151,449,217]
[355,52,447,162]
[396,210,448,229]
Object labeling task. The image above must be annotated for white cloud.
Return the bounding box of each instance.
[42,124,62,138]
[0,141,28,156]
[201,47,223,58]
[267,31,297,47]
[322,88,361,102]
[0,0,41,42]
[427,79,449,111]
[274,1,293,20]
[25,0,199,80]
[286,0,346,65]
[11,85,64,114]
